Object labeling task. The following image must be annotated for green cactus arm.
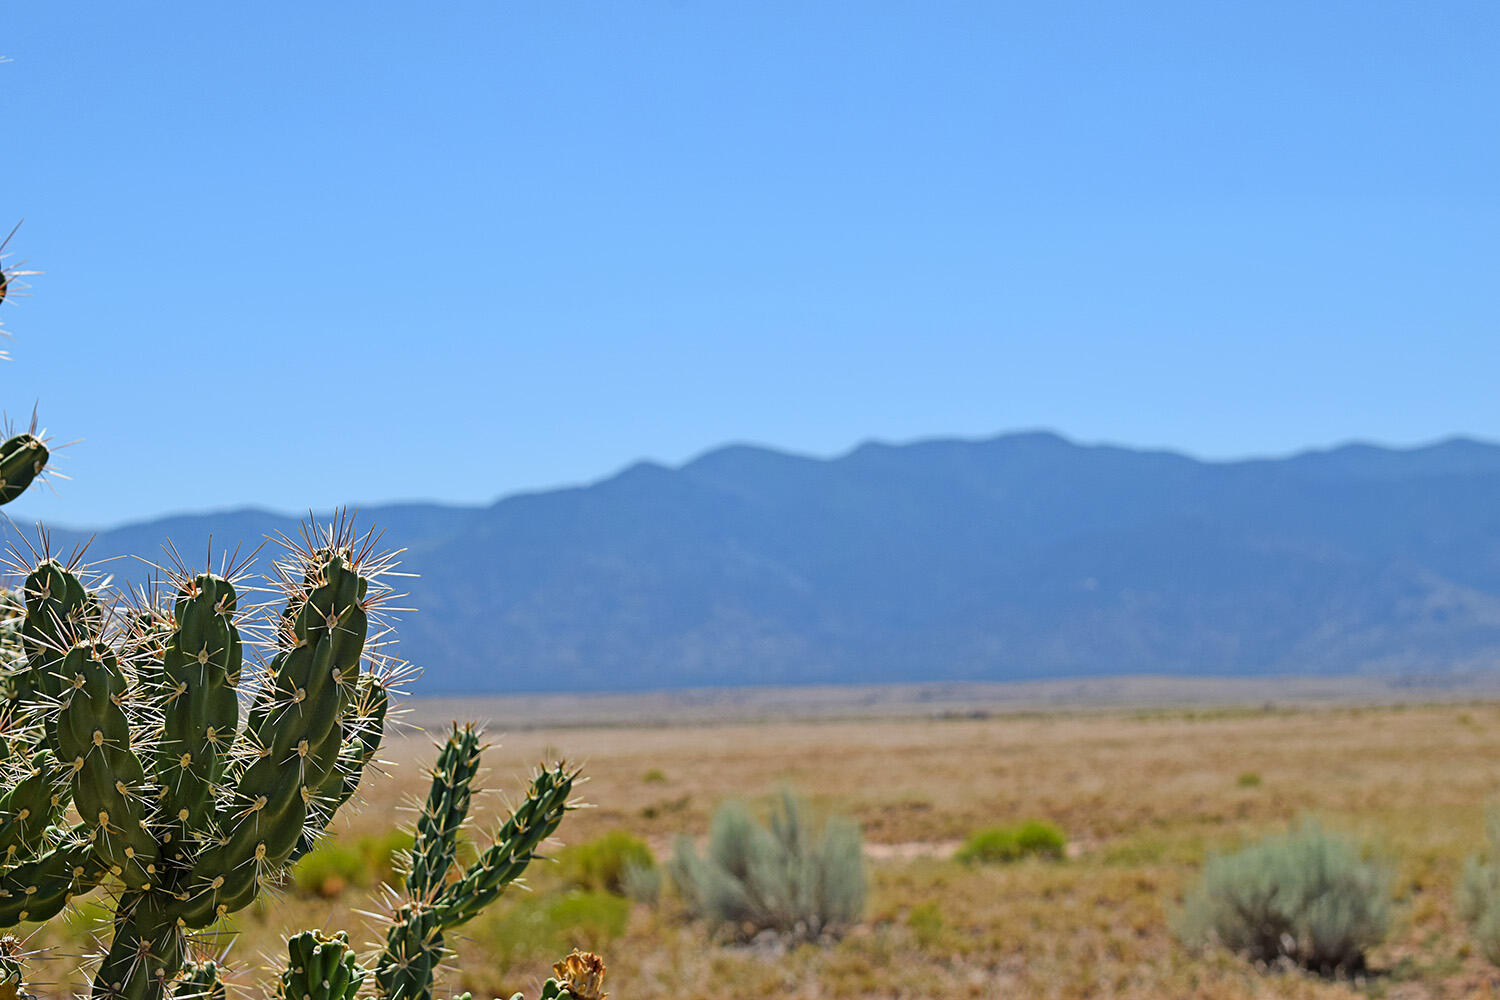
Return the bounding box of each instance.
[274,930,366,1000]
[0,751,65,863]
[407,724,480,901]
[0,434,46,507]
[433,764,577,927]
[375,743,580,1000]
[0,839,96,927]
[155,574,241,852]
[0,589,28,717]
[119,607,174,742]
[1,560,98,854]
[52,644,160,893]
[169,550,373,927]
[371,721,484,1000]
[373,905,444,1000]
[171,960,225,1000]
[19,559,100,713]
[93,893,187,1000]
[290,671,389,864]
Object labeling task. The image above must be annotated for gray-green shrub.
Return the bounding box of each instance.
[1459,808,1500,964]
[1176,820,1391,974]
[668,789,865,942]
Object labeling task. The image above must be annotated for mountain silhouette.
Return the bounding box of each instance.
[13,431,1500,693]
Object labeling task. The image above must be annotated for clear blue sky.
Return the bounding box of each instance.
[3,2,1496,527]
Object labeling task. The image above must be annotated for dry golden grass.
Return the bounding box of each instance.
[22,699,1500,998]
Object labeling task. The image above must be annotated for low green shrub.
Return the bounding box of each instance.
[291,830,414,898]
[1237,771,1263,788]
[668,789,865,942]
[556,830,657,895]
[906,901,945,948]
[1175,820,1391,974]
[361,828,418,884]
[643,768,669,784]
[1014,819,1067,858]
[293,841,364,898]
[1459,808,1500,964]
[955,820,1066,864]
[471,890,629,974]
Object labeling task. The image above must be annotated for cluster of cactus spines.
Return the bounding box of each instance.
[0,220,42,351]
[274,931,365,1000]
[374,726,580,1000]
[0,934,35,1000]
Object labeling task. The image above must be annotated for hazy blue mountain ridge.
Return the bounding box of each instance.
[10,432,1500,693]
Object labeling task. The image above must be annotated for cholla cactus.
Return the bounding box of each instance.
[375,726,579,1000]
[0,223,598,1000]
[0,530,403,1000]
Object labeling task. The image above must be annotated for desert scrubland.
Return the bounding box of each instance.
[23,692,1500,1000]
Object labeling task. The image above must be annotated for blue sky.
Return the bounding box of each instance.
[2,2,1496,526]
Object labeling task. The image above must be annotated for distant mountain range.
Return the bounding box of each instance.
[11,431,1500,694]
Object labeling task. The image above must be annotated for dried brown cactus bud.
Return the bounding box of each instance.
[551,950,607,1000]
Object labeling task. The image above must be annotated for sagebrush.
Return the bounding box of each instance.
[668,789,864,942]
[1175,819,1391,974]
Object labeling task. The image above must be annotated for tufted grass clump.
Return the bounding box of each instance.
[956,820,1067,864]
[668,789,865,943]
[1175,819,1391,975]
